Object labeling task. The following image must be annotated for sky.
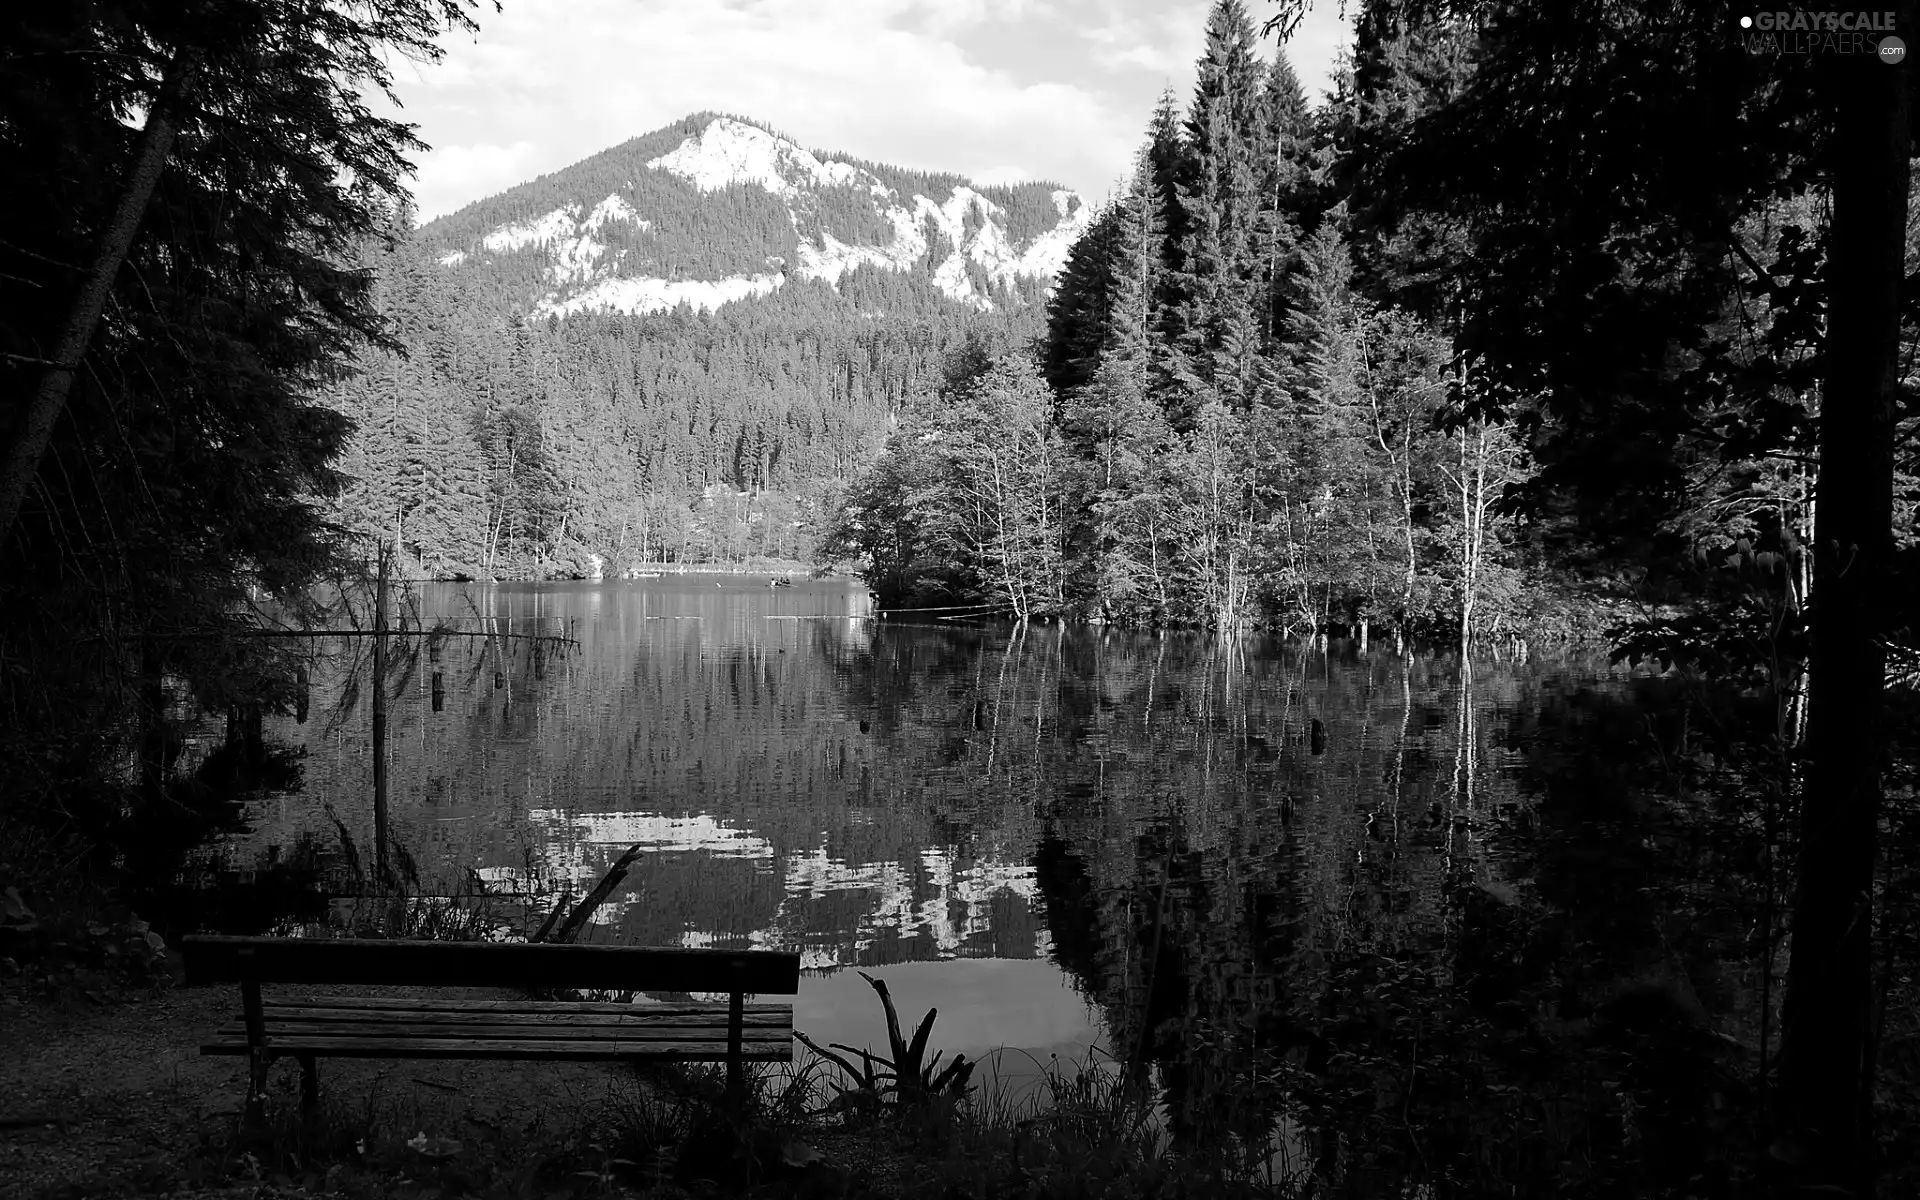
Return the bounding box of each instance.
[377,0,1355,224]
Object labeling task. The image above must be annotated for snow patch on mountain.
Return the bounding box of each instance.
[786,185,1089,309]
[443,117,1092,317]
[478,194,649,256]
[932,253,986,310]
[648,116,877,197]
[990,200,1091,285]
[537,273,783,318]
[584,193,648,232]
[466,193,654,288]
[481,206,580,254]
[793,228,914,284]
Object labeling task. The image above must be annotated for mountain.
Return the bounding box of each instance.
[418,112,1096,318]
[322,113,1091,582]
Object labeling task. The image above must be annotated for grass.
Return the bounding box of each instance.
[213,1063,626,1199]
[845,1046,1310,1200]
[684,981,1313,1200]
[192,974,1315,1200]
[8,819,1322,1199]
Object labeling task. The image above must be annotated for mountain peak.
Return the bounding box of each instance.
[648,115,883,199]
[423,112,1094,318]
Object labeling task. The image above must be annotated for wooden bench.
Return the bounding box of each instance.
[180,935,800,1122]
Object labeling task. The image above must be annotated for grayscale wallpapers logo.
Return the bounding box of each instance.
[1737,10,1905,57]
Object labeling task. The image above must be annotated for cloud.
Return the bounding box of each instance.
[1283,2,1356,104]
[1081,5,1212,78]
[407,141,540,220]
[372,0,1349,223]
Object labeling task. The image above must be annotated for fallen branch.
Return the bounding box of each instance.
[547,844,643,945]
[528,889,571,944]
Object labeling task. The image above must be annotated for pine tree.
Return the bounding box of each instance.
[1256,51,1315,346]
[0,0,485,834]
[1063,147,1180,621]
[1042,204,1124,397]
[1328,0,1478,307]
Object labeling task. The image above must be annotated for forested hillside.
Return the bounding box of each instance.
[830,0,1554,642]
[321,113,1078,580]
[828,0,1914,651]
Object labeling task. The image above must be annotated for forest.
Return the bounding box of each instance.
[828,3,1916,649]
[312,110,1064,581]
[321,234,1043,579]
[1,0,1918,1196]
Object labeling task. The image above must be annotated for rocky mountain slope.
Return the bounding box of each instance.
[420,112,1095,317]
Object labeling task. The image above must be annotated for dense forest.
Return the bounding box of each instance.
[324,227,1041,578]
[829,2,1916,650]
[829,7,1522,637]
[315,112,1071,580]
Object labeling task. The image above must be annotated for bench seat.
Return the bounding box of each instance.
[180,935,803,1123]
[203,995,796,1061]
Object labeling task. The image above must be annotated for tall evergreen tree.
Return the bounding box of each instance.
[0,0,485,834]
[1256,50,1316,345]
[1063,147,1179,621]
[1327,0,1479,308]
[1169,0,1270,422]
[1042,204,1124,397]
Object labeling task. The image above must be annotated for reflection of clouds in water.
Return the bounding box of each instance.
[525,808,1042,965]
[793,958,1101,1094]
[531,809,776,866]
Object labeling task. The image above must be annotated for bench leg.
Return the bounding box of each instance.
[244,1048,270,1128]
[297,1054,318,1112]
[725,990,745,1115]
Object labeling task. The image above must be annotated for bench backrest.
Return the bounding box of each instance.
[180,935,801,995]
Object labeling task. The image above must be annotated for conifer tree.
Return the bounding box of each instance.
[1063,147,1179,621]
[1256,51,1315,345]
[1042,205,1124,397]
[1170,0,1269,417]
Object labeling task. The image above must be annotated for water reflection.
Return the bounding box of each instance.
[206,579,1650,1188]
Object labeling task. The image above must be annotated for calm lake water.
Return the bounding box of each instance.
[198,575,1630,1140]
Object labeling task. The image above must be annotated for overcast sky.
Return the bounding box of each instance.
[378,0,1355,224]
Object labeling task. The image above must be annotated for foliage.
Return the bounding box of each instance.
[829,0,1544,638]
[827,351,1071,614]
[323,229,1047,581]
[795,971,977,1117]
[0,0,487,873]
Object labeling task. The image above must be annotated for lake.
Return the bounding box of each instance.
[195,576,1703,1177]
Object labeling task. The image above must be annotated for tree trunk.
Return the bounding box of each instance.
[139,640,167,806]
[372,547,391,892]
[1775,23,1909,1197]
[0,51,199,552]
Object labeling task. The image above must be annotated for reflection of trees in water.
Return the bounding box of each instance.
[211,598,1769,1189]
[1021,642,1758,1194]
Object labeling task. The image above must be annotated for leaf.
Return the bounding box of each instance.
[930,1054,975,1096]
[859,971,911,1071]
[793,1029,869,1079]
[905,1006,938,1078]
